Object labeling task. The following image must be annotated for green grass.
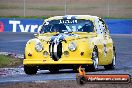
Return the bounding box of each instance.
[28,6,64,11]
[0,15,132,19]
[0,5,22,9]
[0,55,22,68]
[0,15,59,19]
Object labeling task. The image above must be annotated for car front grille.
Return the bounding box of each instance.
[49,42,62,61]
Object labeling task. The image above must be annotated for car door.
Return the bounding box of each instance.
[94,18,105,65]
[98,18,113,64]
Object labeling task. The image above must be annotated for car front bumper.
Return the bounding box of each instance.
[23,59,93,65]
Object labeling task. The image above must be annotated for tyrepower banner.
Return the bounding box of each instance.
[0,18,43,33]
[0,18,132,34]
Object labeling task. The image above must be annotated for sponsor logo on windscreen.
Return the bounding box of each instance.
[0,21,4,32]
[9,20,42,32]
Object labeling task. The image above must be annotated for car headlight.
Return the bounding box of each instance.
[68,42,77,51]
[35,42,43,52]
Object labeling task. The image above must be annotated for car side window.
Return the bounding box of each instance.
[95,18,109,35]
[99,19,109,35]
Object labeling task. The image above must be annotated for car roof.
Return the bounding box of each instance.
[45,15,100,22]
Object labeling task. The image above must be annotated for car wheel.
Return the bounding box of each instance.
[87,47,98,72]
[49,68,59,73]
[24,65,37,75]
[104,49,116,70]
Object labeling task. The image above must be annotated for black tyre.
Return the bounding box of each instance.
[104,48,116,70]
[24,65,37,75]
[87,46,98,72]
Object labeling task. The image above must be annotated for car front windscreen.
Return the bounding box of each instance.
[40,19,94,33]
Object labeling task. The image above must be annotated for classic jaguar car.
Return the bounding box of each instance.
[23,15,116,74]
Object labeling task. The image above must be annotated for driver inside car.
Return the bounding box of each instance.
[51,24,67,33]
[82,24,93,32]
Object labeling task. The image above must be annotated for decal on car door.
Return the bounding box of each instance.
[103,42,107,57]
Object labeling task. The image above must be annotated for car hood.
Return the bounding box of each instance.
[37,32,97,43]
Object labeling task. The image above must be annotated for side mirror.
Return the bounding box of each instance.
[34,33,39,38]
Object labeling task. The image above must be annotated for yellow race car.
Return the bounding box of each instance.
[23,15,116,74]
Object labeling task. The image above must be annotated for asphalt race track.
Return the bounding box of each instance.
[0,33,34,54]
[0,33,132,83]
